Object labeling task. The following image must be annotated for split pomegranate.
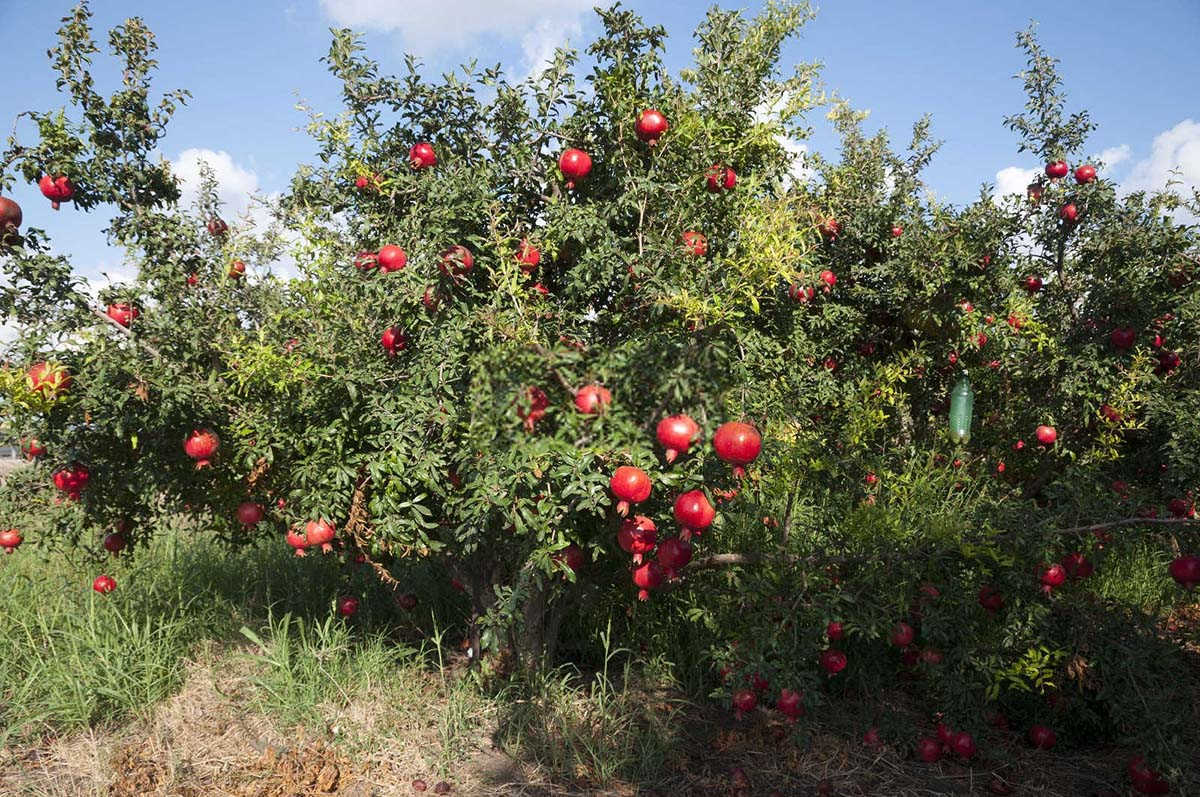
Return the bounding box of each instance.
[236,501,265,526]
[890,622,915,647]
[438,245,474,277]
[789,283,815,303]
[656,414,700,463]
[103,533,126,553]
[610,466,651,516]
[731,688,757,718]
[1039,562,1067,594]
[673,489,714,539]
[409,142,437,169]
[1168,555,1200,589]
[656,535,692,578]
[516,240,540,273]
[706,164,737,192]
[916,737,941,763]
[681,230,707,256]
[38,174,74,209]
[377,245,407,272]
[776,688,804,722]
[52,462,90,499]
[1028,724,1056,749]
[712,421,762,478]
[617,516,658,563]
[354,250,378,270]
[92,574,116,594]
[381,326,408,357]
[558,148,592,189]
[337,596,359,617]
[574,384,612,414]
[27,361,73,398]
[634,109,669,144]
[184,428,220,469]
[631,560,663,601]
[517,386,549,431]
[818,648,847,675]
[1060,552,1094,579]
[0,529,23,554]
[285,527,309,556]
[105,303,139,327]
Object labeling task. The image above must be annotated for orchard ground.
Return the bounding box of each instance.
[1,501,1197,795]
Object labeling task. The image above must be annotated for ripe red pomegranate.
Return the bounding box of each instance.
[207,217,227,236]
[228,259,246,279]
[916,737,941,763]
[285,527,309,556]
[1035,425,1057,446]
[731,688,757,718]
[789,283,815,303]
[890,622,915,647]
[978,585,1004,613]
[558,148,592,189]
[1168,498,1193,518]
[681,230,707,256]
[186,272,199,286]
[337,596,359,617]
[826,621,844,641]
[184,428,220,469]
[1074,164,1097,183]
[381,326,408,358]
[1024,275,1043,293]
[1157,349,1181,374]
[103,532,126,553]
[1168,555,1200,589]
[936,722,954,746]
[865,472,878,486]
[919,648,944,666]
[354,250,378,270]
[555,543,586,573]
[38,174,75,209]
[863,727,881,747]
[1110,326,1136,350]
[398,593,418,610]
[516,239,540,273]
[52,462,90,499]
[656,535,692,579]
[0,196,22,237]
[712,421,762,478]
[236,501,264,526]
[1128,755,1170,794]
[409,142,437,169]
[635,109,669,144]
[354,175,370,189]
[92,574,116,594]
[1059,203,1078,223]
[706,164,737,192]
[377,245,407,272]
[517,386,549,431]
[1045,160,1069,179]
[673,489,714,539]
[304,519,336,554]
[631,560,663,601]
[610,467,652,516]
[776,688,804,722]
[105,303,139,327]
[1039,562,1067,594]
[818,218,841,240]
[951,731,976,759]
[818,648,847,675]
[656,414,700,463]
[574,384,612,414]
[617,516,658,563]
[0,529,23,554]
[439,245,474,277]
[1028,725,1056,749]
[1060,552,1094,579]
[819,269,837,291]
[891,224,903,238]
[27,361,73,397]
[1026,181,1044,202]
[22,439,46,459]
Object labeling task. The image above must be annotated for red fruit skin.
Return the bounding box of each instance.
[936,722,954,745]
[1028,724,1056,749]
[1039,562,1067,592]
[92,574,116,594]
[617,515,658,563]
[610,466,652,516]
[105,303,139,327]
[731,688,757,718]
[818,648,847,675]
[516,240,540,273]
[38,174,75,208]
[1060,552,1094,579]
[863,727,881,747]
[236,502,264,526]
[0,529,24,554]
[1059,203,1079,223]
[673,490,715,539]
[1110,326,1136,350]
[950,731,976,759]
[635,109,669,144]
[27,362,73,397]
[381,326,408,358]
[978,586,1004,613]
[103,533,126,553]
[890,622,915,647]
[0,196,23,236]
[303,519,337,554]
[656,414,700,463]
[819,218,841,240]
[377,245,407,272]
[574,385,612,414]
[706,164,736,192]
[207,217,227,236]
[438,245,474,277]
[655,535,692,578]
[681,230,708,256]
[22,439,46,459]
[1167,498,1193,518]
[712,421,762,478]
[409,142,437,169]
[1128,756,1170,794]
[789,283,815,303]
[891,224,903,238]
[1024,275,1043,293]
[1074,164,1097,183]
[1045,160,1069,179]
[517,386,549,431]
[631,560,663,601]
[819,269,837,289]
[1169,555,1200,589]
[826,621,845,641]
[555,543,586,573]
[184,428,220,469]
[228,259,246,278]
[916,737,942,763]
[337,596,359,617]
[776,688,805,721]
[558,148,592,188]
[1036,425,1057,445]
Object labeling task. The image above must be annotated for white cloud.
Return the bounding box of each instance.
[320,0,592,54]
[1096,145,1131,173]
[993,165,1040,201]
[1120,119,1200,198]
[754,95,815,187]
[170,148,261,217]
[521,17,581,79]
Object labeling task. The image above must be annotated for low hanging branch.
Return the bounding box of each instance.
[1057,516,1200,535]
[343,473,401,589]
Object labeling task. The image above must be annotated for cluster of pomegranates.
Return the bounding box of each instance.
[285,518,337,557]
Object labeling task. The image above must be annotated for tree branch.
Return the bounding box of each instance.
[91,306,163,359]
[1057,516,1199,535]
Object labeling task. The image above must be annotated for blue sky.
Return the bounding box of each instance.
[1,0,1198,292]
